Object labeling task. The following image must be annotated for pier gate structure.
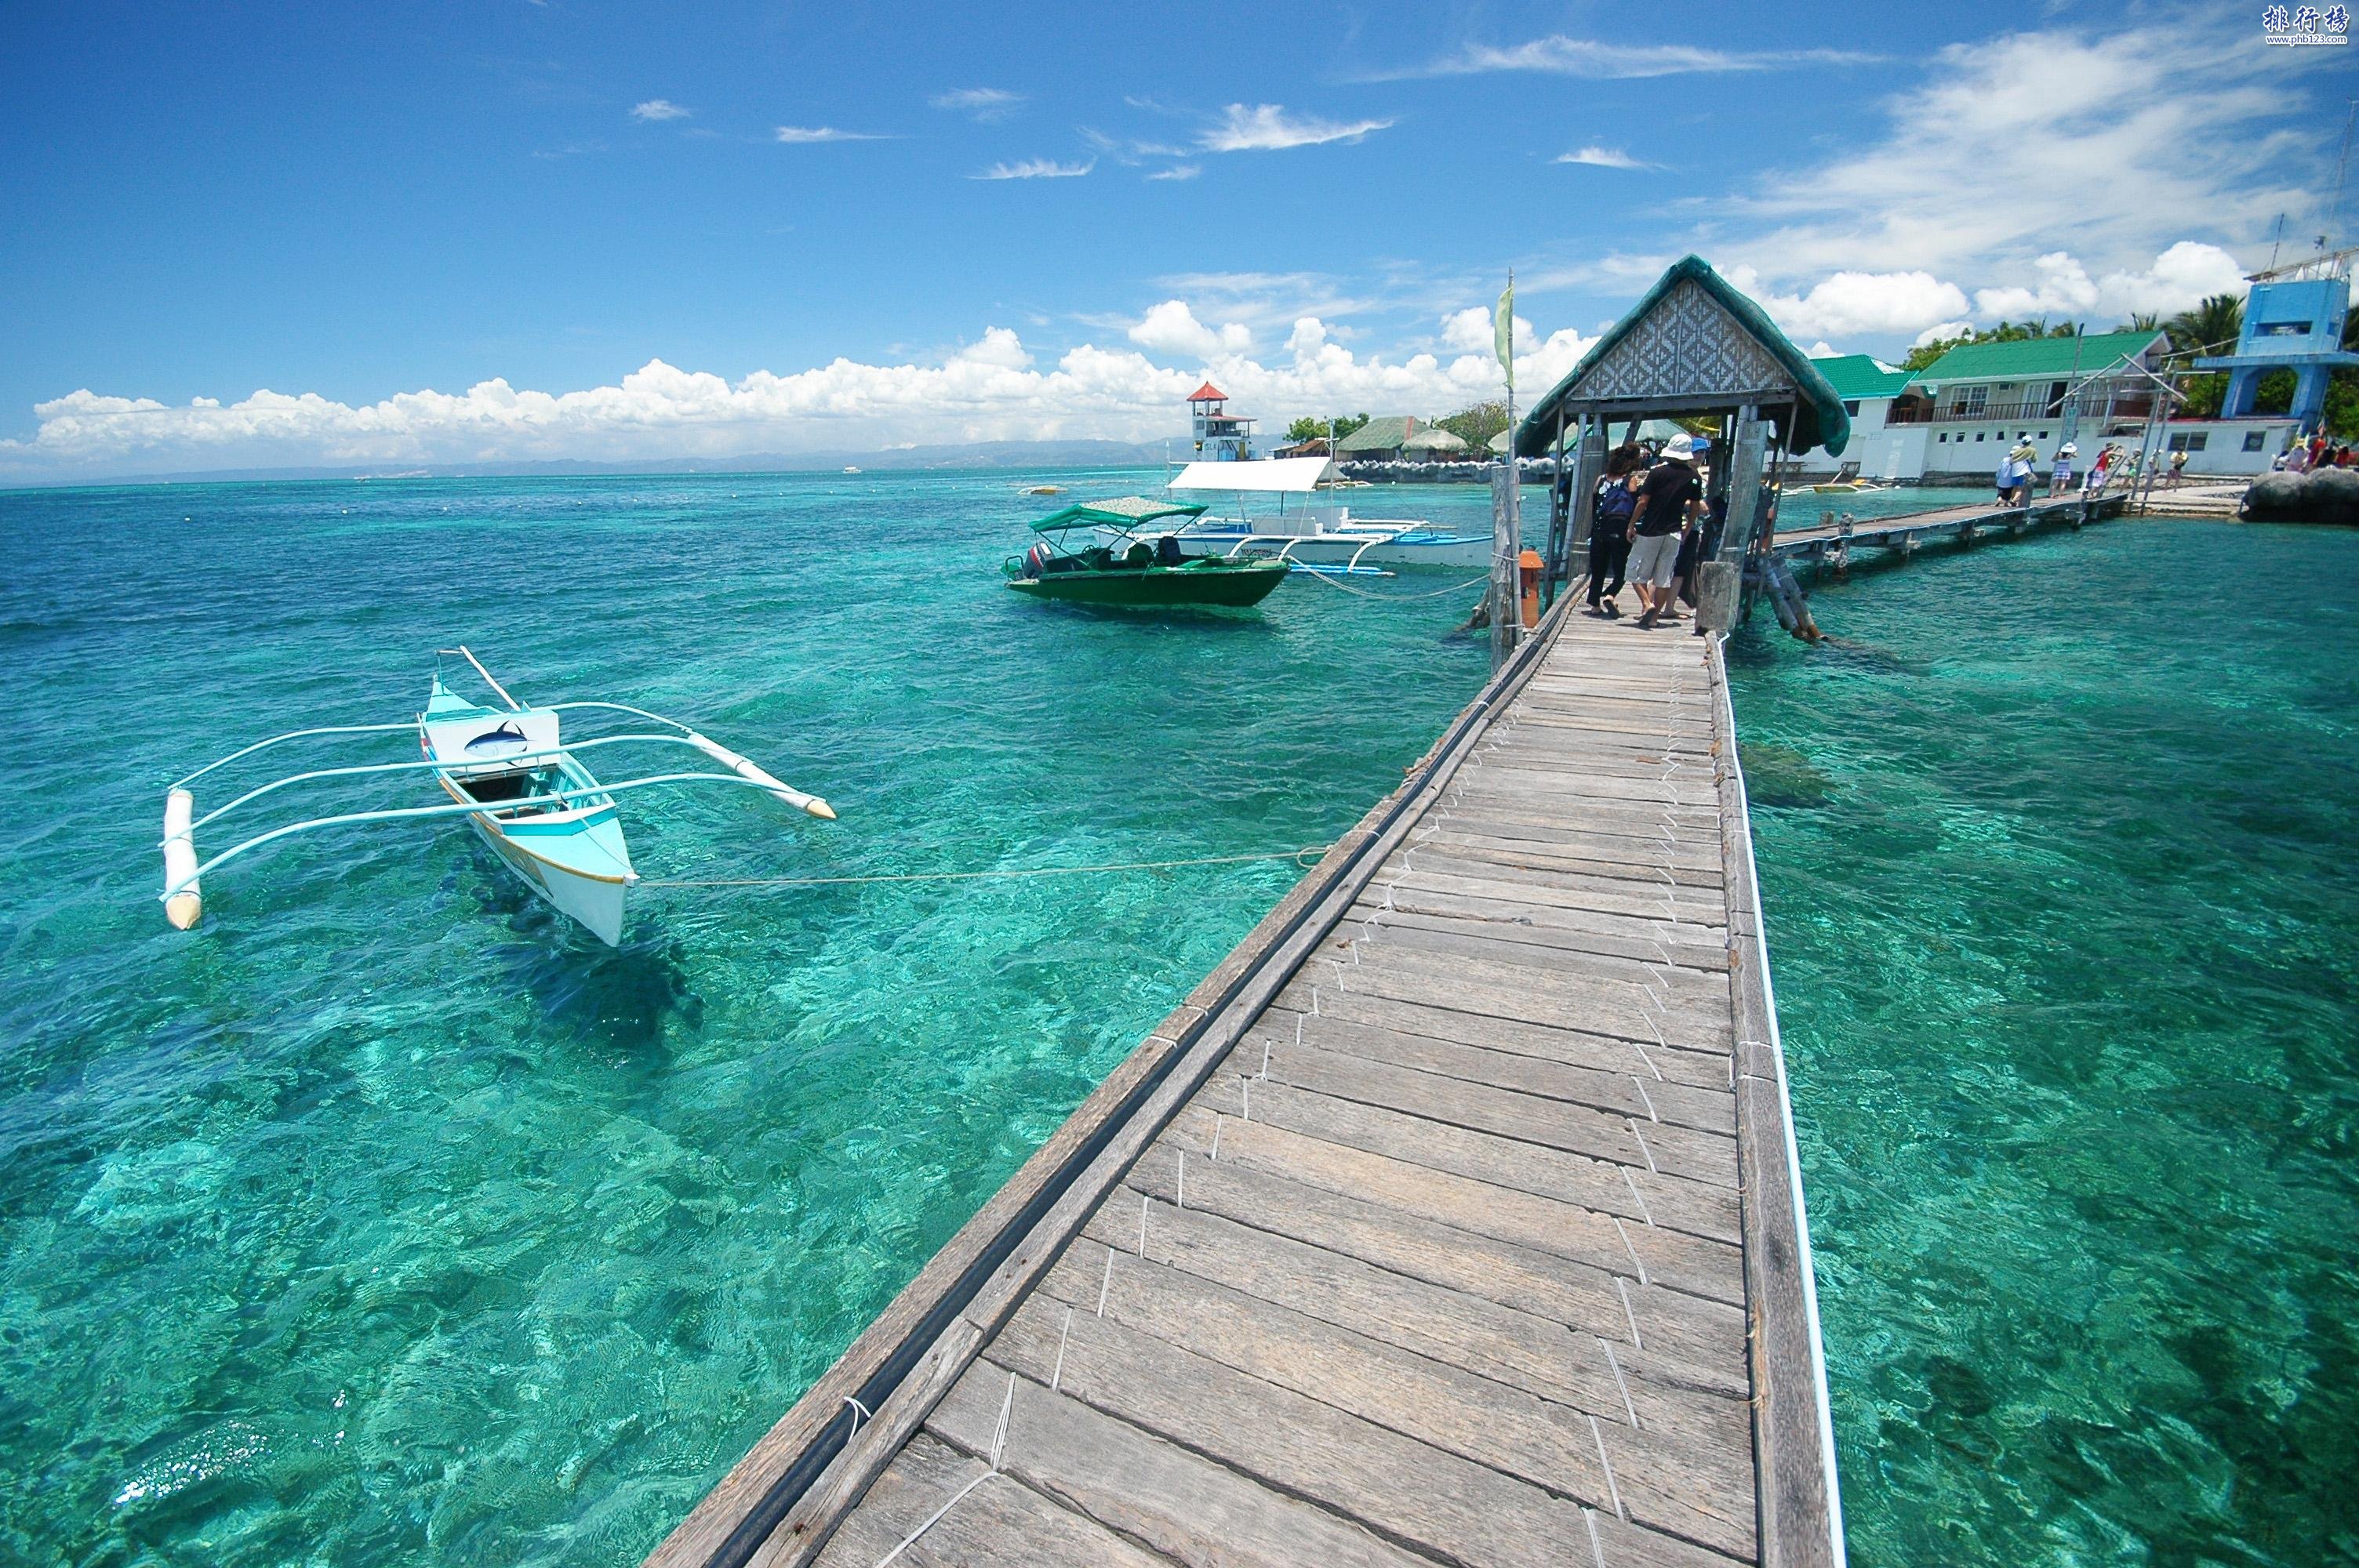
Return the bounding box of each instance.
[1514,256,1851,625]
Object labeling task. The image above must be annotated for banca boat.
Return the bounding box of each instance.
[1004,497,1289,608]
[159,647,835,946]
[1163,458,1490,573]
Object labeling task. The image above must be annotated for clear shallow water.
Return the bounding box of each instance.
[1728,520,2359,1566]
[0,470,1498,1566]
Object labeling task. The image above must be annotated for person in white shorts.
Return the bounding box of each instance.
[1624,433,1703,630]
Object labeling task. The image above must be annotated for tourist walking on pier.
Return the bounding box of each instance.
[1587,463,1638,616]
[1627,433,1702,630]
[2000,439,2037,506]
[2084,444,2116,495]
[2168,448,2187,487]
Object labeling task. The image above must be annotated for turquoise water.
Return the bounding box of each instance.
[1728,519,2359,1566]
[0,470,1497,1566]
[9,478,2352,1568]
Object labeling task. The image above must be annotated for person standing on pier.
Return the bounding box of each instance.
[2051,442,2076,495]
[1587,452,1641,617]
[1627,433,1703,630]
[2168,448,2188,487]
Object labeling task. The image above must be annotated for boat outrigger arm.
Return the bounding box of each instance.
[158,696,833,931]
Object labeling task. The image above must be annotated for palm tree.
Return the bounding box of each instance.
[2122,312,2161,333]
[2165,294,2243,357]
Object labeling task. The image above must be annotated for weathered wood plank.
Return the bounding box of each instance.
[922,1365,1430,1568]
[1161,1091,1743,1302]
[987,1288,1732,1568]
[1241,1007,1736,1135]
[812,1434,1173,1568]
[1129,1127,1749,1390]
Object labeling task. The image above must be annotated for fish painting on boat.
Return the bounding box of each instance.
[160,646,836,947]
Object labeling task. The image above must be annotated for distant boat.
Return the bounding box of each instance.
[1003,498,1288,608]
[1026,485,1063,495]
[1165,458,1489,572]
[158,646,836,946]
[842,466,863,474]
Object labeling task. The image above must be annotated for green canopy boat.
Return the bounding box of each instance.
[1003,496,1289,608]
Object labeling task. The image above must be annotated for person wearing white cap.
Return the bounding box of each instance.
[2049,441,2077,496]
[1625,432,1704,630]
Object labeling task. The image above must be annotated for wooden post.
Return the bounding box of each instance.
[1721,408,1767,561]
[1565,416,1605,593]
[1488,465,1518,670]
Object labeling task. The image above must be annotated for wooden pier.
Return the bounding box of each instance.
[1762,492,2130,572]
[648,601,1843,1568]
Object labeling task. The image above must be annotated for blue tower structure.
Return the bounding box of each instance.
[2195,270,2357,434]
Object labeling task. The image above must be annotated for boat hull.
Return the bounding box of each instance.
[1006,559,1288,608]
[465,811,631,946]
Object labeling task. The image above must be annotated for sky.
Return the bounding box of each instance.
[1,0,2350,481]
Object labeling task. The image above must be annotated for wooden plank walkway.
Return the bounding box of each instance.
[1765,492,2127,568]
[647,604,1842,1568]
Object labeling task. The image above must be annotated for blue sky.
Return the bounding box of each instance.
[1,1,2346,478]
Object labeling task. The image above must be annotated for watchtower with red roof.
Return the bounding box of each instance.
[1187,382,1255,461]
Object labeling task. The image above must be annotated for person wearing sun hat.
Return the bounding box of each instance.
[1626,432,1703,630]
[2050,441,2077,495]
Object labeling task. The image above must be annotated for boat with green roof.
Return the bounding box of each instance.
[1003,496,1289,608]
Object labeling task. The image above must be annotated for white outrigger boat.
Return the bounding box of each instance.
[159,647,834,946]
[1161,458,1490,574]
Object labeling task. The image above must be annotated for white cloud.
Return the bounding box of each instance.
[1724,265,1972,339]
[1201,104,1393,153]
[1914,320,1974,347]
[1381,37,1874,80]
[630,100,690,122]
[3,309,1617,477]
[1728,20,2310,283]
[930,87,1023,121]
[1972,241,2248,320]
[1147,164,1200,182]
[775,126,884,144]
[973,158,1093,180]
[1555,145,1648,169]
[1129,300,1252,358]
[1805,342,1841,358]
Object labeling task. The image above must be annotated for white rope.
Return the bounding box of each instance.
[871,1373,1020,1567]
[1298,569,1491,601]
[843,1395,872,1439]
[645,845,1329,889]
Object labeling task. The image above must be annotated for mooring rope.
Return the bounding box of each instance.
[640,845,1331,890]
[1296,568,1490,601]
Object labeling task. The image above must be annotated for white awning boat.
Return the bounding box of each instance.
[1163,459,1489,573]
[158,647,835,947]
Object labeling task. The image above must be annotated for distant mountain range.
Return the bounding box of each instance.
[35,438,1178,488]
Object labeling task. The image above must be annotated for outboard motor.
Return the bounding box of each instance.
[1023,542,1050,579]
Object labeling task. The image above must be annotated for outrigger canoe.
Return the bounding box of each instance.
[159,647,834,947]
[1003,497,1289,608]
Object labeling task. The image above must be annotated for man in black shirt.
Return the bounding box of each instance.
[1626,433,1702,630]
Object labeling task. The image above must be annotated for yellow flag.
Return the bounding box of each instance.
[1493,278,1514,390]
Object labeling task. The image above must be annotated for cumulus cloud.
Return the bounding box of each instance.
[974,157,1093,180]
[630,99,690,122]
[1971,241,2248,320]
[1725,264,1972,339]
[1376,37,1874,80]
[1129,300,1252,358]
[1201,104,1393,152]
[1914,320,1975,347]
[1728,20,2306,281]
[3,309,1614,477]
[775,125,885,143]
[930,87,1023,121]
[1555,145,1649,169]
